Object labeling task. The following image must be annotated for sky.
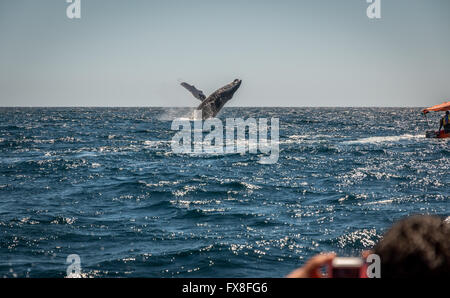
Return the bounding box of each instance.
[0,0,449,107]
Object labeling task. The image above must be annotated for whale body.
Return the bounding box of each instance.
[181,79,242,119]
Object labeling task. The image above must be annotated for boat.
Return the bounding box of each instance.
[425,130,450,139]
[422,101,450,139]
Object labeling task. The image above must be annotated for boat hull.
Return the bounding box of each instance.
[425,130,450,139]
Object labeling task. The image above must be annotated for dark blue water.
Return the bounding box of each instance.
[0,107,448,277]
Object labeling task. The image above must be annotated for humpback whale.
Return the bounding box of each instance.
[181,79,242,119]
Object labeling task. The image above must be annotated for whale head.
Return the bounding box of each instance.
[219,79,242,101]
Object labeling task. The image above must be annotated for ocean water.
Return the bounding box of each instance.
[0,107,448,278]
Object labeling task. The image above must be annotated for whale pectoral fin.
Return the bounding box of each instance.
[180,82,206,101]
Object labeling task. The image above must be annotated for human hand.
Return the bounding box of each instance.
[286,253,336,278]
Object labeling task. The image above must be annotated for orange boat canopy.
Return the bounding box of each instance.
[422,101,450,114]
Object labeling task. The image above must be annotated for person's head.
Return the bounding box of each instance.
[446,111,449,115]
[373,215,450,278]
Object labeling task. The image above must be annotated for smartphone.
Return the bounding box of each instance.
[329,257,364,278]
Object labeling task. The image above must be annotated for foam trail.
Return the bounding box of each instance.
[344,134,423,145]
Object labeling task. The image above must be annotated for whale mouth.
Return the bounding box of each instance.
[229,81,241,96]
[231,79,242,91]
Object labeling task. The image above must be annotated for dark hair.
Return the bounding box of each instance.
[373,215,450,278]
[446,111,449,115]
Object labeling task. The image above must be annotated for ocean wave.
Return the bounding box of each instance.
[1,107,448,278]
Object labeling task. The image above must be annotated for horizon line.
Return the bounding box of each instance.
[0,106,430,109]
